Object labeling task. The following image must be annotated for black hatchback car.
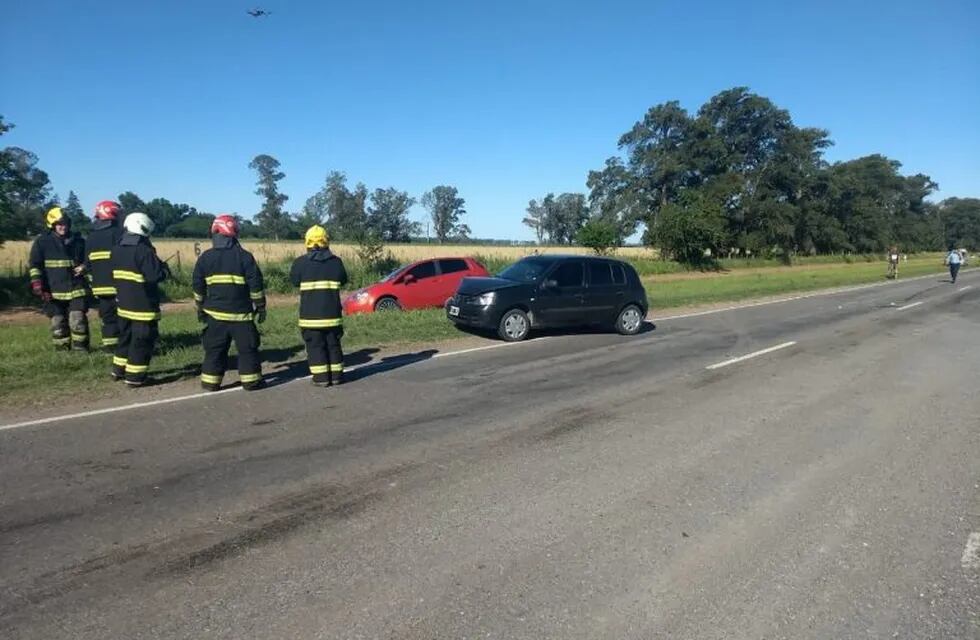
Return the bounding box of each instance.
[446,255,648,341]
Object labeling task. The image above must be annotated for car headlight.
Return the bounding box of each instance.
[476,292,496,306]
[350,290,369,303]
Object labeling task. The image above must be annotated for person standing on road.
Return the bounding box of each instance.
[886,245,899,279]
[28,207,90,351]
[290,225,348,387]
[945,245,963,283]
[84,200,124,351]
[111,213,169,386]
[193,215,266,392]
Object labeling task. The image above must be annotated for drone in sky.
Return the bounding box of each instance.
[247,8,271,18]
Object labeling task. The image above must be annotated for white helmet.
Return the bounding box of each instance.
[123,212,155,236]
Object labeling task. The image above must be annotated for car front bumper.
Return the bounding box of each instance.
[446,298,497,329]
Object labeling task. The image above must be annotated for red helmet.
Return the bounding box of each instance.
[94,200,121,221]
[211,214,239,238]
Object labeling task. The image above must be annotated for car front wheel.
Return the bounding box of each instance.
[497,309,530,342]
[615,304,644,335]
[375,296,401,312]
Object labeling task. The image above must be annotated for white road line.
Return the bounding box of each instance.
[959,285,972,292]
[895,301,923,311]
[705,341,797,370]
[0,341,552,432]
[962,532,980,570]
[433,338,551,359]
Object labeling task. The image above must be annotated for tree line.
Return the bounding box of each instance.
[4,95,979,258]
[524,87,980,260]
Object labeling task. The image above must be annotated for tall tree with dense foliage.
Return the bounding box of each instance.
[249,154,291,240]
[940,198,980,250]
[367,187,419,242]
[0,130,53,242]
[421,185,468,242]
[311,171,369,240]
[63,190,90,233]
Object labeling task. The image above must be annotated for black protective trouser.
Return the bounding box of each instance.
[302,327,344,385]
[113,318,158,385]
[201,318,262,388]
[96,296,120,349]
[45,298,88,350]
[950,263,961,283]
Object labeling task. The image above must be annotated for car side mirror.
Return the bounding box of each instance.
[542,279,558,290]
[401,274,416,285]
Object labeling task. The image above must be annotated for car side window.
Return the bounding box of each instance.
[588,262,614,286]
[406,261,437,280]
[552,261,584,288]
[611,263,626,285]
[438,258,469,275]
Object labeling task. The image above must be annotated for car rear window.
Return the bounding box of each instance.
[552,261,584,287]
[588,262,614,286]
[438,258,469,274]
[407,261,437,280]
[611,263,626,285]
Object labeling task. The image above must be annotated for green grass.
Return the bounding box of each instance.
[648,259,948,308]
[0,257,955,411]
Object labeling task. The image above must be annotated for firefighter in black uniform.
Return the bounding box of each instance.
[84,200,124,351]
[111,212,169,386]
[29,207,90,351]
[193,214,266,392]
[290,225,348,387]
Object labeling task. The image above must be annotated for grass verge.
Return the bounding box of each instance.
[0,257,956,411]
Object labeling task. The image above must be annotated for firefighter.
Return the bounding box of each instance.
[84,200,124,351]
[193,215,266,392]
[28,207,90,351]
[111,212,169,386]
[290,225,348,387]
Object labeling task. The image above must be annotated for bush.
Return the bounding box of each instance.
[650,198,727,266]
[576,219,619,255]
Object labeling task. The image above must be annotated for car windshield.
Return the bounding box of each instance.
[381,266,406,282]
[498,258,551,283]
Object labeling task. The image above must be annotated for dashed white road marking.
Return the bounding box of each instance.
[959,285,972,292]
[962,532,980,570]
[895,301,923,311]
[706,341,797,370]
[433,338,552,359]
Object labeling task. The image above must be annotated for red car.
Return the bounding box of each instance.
[343,257,490,314]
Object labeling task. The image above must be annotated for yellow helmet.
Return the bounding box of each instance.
[305,225,329,249]
[46,206,67,228]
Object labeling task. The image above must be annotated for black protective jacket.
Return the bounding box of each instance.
[28,231,88,301]
[289,249,348,328]
[111,233,169,321]
[192,237,266,321]
[85,220,124,297]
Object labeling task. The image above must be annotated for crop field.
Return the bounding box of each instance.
[0,240,656,272]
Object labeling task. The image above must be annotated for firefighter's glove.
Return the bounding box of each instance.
[255,307,267,324]
[30,280,44,298]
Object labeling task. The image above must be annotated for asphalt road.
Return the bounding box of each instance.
[1,272,978,639]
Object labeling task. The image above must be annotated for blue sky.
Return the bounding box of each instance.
[2,0,978,240]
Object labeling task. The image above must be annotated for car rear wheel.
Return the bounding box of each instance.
[374,296,401,312]
[497,309,530,342]
[615,304,643,335]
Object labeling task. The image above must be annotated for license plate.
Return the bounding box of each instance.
[449,305,460,317]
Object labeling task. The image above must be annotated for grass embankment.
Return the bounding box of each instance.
[0,254,952,410]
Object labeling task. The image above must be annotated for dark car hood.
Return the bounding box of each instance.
[457,276,526,296]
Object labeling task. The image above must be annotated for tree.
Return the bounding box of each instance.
[576,219,619,255]
[117,191,145,216]
[249,154,291,240]
[165,213,216,238]
[522,199,547,243]
[367,187,419,242]
[941,198,980,250]
[307,171,370,240]
[1,143,53,242]
[650,192,728,264]
[586,157,644,242]
[63,191,90,234]
[421,185,467,242]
